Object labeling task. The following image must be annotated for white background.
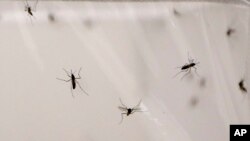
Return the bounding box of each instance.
[0,1,249,141]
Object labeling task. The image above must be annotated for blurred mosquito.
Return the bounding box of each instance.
[173,8,181,16]
[173,53,200,80]
[118,98,143,124]
[24,0,38,22]
[226,28,235,37]
[199,77,206,88]
[48,13,55,22]
[190,96,199,107]
[57,68,89,97]
[239,79,247,93]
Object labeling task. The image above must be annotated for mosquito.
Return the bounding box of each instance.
[190,96,199,107]
[48,13,55,22]
[199,77,206,88]
[118,98,143,124]
[57,68,89,97]
[173,8,181,16]
[226,28,235,37]
[239,79,247,93]
[173,53,200,80]
[24,0,38,21]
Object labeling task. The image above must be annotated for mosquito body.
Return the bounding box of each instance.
[24,0,38,21]
[57,68,89,97]
[239,79,247,93]
[174,54,200,80]
[25,6,33,16]
[181,62,196,70]
[118,98,142,124]
[71,73,77,89]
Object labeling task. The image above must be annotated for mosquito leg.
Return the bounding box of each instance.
[188,52,191,62]
[57,78,71,82]
[25,0,28,5]
[181,69,191,80]
[76,81,89,96]
[72,69,76,75]
[78,67,82,74]
[29,16,33,24]
[134,99,142,108]
[32,14,36,20]
[78,67,82,79]
[119,113,127,124]
[75,68,82,79]
[187,52,194,63]
[173,67,190,78]
[193,67,200,77]
[62,68,71,77]
[24,5,28,11]
[173,70,185,78]
[119,98,127,108]
[33,0,39,12]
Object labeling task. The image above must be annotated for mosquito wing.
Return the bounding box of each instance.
[118,106,127,111]
[133,107,141,111]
